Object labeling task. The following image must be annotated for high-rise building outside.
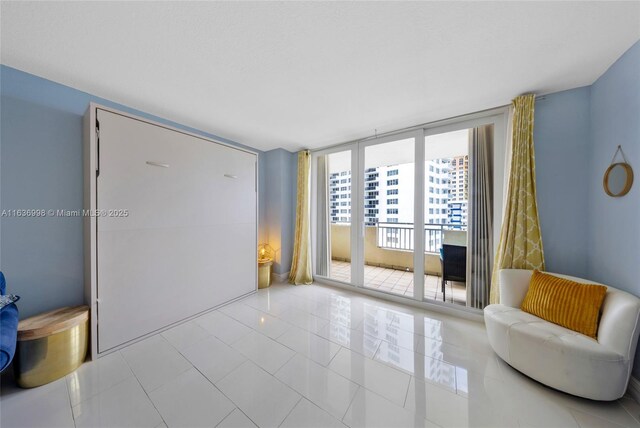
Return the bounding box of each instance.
[329,156,468,228]
[447,154,469,228]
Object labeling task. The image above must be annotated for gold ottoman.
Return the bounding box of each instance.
[15,306,89,388]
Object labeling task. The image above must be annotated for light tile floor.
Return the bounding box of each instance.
[330,260,467,306]
[2,281,640,428]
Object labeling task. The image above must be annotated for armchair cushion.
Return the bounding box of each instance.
[521,270,607,338]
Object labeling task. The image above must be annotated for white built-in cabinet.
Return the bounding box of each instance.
[84,104,257,358]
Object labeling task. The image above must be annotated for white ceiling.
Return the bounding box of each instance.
[2,1,639,152]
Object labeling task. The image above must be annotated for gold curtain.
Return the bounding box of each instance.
[289,150,313,285]
[490,94,545,303]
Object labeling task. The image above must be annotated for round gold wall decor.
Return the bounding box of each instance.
[603,162,633,197]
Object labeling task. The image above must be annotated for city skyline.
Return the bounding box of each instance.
[329,154,469,228]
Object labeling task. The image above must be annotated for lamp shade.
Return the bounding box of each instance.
[257,243,275,262]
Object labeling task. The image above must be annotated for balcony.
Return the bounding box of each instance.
[329,223,467,306]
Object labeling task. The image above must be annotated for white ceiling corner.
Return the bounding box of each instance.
[1,1,639,152]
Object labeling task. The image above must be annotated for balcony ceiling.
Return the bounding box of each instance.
[2,2,639,152]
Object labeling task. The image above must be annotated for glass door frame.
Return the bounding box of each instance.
[423,112,507,278]
[311,107,508,314]
[356,129,425,301]
[310,143,359,286]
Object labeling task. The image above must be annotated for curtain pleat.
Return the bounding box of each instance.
[490,94,545,303]
[467,125,494,309]
[289,150,313,285]
[315,155,329,277]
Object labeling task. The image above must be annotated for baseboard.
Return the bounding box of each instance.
[628,376,640,403]
[273,271,290,282]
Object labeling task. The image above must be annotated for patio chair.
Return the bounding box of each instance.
[440,244,467,301]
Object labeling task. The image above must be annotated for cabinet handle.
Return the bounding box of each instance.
[146,161,170,168]
[224,174,238,179]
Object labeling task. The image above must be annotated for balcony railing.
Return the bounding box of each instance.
[376,222,467,253]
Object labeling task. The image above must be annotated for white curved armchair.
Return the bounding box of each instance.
[484,269,640,401]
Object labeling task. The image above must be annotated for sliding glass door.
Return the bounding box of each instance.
[313,146,357,285]
[422,129,471,305]
[423,119,503,310]
[312,111,506,312]
[360,134,418,298]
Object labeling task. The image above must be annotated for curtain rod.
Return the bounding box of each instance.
[311,94,548,153]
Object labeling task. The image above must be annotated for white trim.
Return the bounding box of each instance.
[83,105,98,360]
[628,376,640,404]
[92,103,258,156]
[311,106,509,154]
[413,130,426,302]
[90,290,256,358]
[357,129,418,149]
[313,141,358,158]
[84,103,259,359]
[315,276,484,323]
[352,147,362,286]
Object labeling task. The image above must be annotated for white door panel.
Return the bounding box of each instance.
[97,110,256,231]
[96,109,256,353]
[97,224,255,352]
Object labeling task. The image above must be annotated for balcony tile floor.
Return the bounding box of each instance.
[4,280,638,428]
[330,260,467,306]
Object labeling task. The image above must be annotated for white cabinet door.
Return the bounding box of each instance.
[96,109,256,353]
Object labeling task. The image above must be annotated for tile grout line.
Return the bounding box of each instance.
[402,375,412,409]
[326,346,416,408]
[168,331,268,428]
[63,375,78,428]
[196,295,318,425]
[276,396,304,428]
[325,345,344,367]
[563,397,640,428]
[214,407,255,428]
[619,399,640,425]
[188,360,257,428]
[281,289,468,400]
[272,348,299,376]
[118,349,169,428]
[238,359,305,426]
[340,385,362,422]
[66,355,141,409]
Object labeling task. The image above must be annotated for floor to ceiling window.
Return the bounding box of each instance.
[312,110,506,313]
[423,129,470,306]
[362,137,416,297]
[314,145,357,286]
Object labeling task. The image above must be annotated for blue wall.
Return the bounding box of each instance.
[262,148,297,275]
[534,87,591,278]
[534,40,640,290]
[589,40,640,377]
[588,40,640,293]
[0,65,270,318]
[533,40,640,376]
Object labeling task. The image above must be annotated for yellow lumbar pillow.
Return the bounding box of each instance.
[521,270,607,339]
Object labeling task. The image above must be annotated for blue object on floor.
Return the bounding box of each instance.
[0,272,19,373]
